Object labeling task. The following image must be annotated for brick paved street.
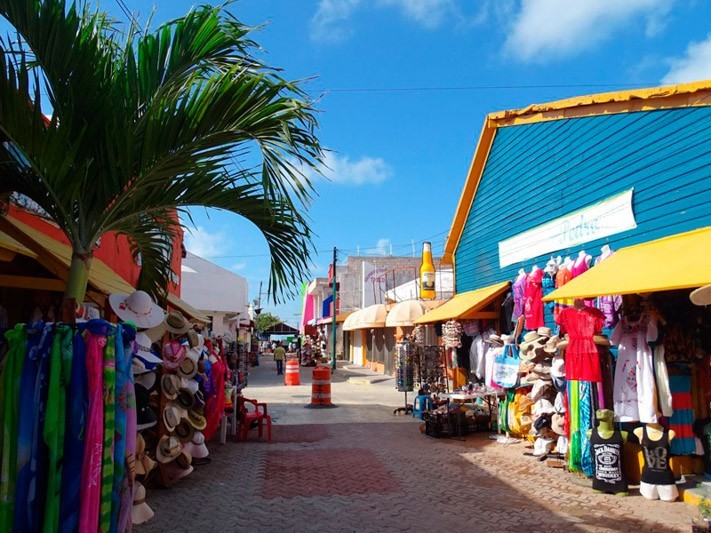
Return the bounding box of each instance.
[139,356,695,532]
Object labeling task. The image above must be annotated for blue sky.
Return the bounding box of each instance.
[109,0,711,324]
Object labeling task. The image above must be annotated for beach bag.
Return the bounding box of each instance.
[493,351,519,388]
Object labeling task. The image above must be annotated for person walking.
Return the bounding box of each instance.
[274,342,286,375]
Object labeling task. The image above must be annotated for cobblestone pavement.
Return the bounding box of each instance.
[139,357,694,532]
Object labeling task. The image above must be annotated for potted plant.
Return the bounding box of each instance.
[692,500,711,532]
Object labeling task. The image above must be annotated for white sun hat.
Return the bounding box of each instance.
[109,290,164,329]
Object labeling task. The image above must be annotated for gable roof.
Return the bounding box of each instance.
[442,79,711,265]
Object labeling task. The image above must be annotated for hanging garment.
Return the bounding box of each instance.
[654,345,673,418]
[59,331,88,533]
[557,306,605,382]
[524,269,544,330]
[79,324,108,533]
[578,381,595,477]
[610,315,658,423]
[568,380,580,471]
[43,325,73,533]
[468,333,485,380]
[110,326,129,533]
[640,427,676,485]
[0,325,27,532]
[542,274,556,329]
[668,374,696,455]
[117,325,137,533]
[203,353,226,442]
[100,331,117,532]
[554,267,573,321]
[484,345,504,389]
[15,323,53,533]
[512,274,526,322]
[590,428,628,494]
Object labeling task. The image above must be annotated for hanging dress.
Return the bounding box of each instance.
[556,306,604,382]
[524,269,544,330]
[610,315,658,423]
[512,274,526,322]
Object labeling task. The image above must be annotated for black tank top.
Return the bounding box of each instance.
[591,428,627,493]
[641,427,676,485]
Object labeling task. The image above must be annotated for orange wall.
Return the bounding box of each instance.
[10,206,184,295]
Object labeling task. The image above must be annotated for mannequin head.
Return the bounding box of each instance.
[596,409,614,427]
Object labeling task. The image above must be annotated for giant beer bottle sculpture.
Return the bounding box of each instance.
[420,241,436,300]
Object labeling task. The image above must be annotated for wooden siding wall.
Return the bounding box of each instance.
[455,106,711,293]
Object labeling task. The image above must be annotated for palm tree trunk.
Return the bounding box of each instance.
[62,251,93,322]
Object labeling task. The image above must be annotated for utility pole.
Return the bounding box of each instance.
[331,246,337,371]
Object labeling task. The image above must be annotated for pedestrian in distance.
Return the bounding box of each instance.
[274,341,286,375]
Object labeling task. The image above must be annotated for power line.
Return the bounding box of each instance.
[312,82,657,95]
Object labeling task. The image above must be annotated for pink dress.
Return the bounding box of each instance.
[524,269,544,330]
[79,332,106,532]
[556,306,605,382]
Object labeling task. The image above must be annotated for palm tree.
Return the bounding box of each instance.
[0,0,323,316]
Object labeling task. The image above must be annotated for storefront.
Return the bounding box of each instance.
[433,80,711,502]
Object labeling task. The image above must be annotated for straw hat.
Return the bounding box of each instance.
[131,482,154,525]
[135,434,156,477]
[186,409,207,431]
[143,320,167,344]
[519,331,540,354]
[174,419,195,444]
[164,311,191,335]
[135,370,157,393]
[484,334,503,346]
[109,290,164,329]
[156,435,182,463]
[177,347,200,379]
[163,402,189,433]
[690,284,711,306]
[543,335,561,354]
[161,374,182,400]
[556,335,570,350]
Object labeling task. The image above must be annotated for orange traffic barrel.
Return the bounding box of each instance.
[305,366,338,409]
[284,358,300,386]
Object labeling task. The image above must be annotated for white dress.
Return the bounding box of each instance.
[610,315,658,423]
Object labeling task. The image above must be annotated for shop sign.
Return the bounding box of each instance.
[498,189,636,267]
[362,261,388,307]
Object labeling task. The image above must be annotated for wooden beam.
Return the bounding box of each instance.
[0,217,70,282]
[0,274,65,292]
[462,311,500,320]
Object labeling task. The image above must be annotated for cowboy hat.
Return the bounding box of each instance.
[177,348,200,380]
[183,431,209,460]
[691,284,711,306]
[536,327,553,338]
[156,435,182,463]
[161,374,182,400]
[164,310,191,335]
[551,413,565,436]
[163,402,188,433]
[174,419,195,444]
[131,482,154,525]
[519,331,541,354]
[135,434,157,477]
[134,332,163,367]
[543,335,561,354]
[162,341,187,371]
[484,334,503,346]
[109,290,164,329]
[556,335,569,350]
[186,408,207,431]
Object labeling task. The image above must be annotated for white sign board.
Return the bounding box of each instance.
[498,189,636,267]
[362,261,388,307]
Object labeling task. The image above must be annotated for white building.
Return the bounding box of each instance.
[180,252,249,337]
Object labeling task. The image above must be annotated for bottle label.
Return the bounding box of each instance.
[422,272,435,291]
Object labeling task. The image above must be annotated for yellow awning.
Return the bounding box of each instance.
[414,281,510,324]
[543,227,711,301]
[0,215,211,323]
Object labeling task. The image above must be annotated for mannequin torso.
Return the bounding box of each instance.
[588,409,629,496]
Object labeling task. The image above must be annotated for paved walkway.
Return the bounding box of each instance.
[139,356,695,532]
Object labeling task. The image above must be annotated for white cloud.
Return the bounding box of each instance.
[377,0,456,28]
[365,238,391,256]
[504,0,673,63]
[310,0,362,43]
[303,152,393,186]
[229,261,247,272]
[310,0,488,42]
[661,34,711,85]
[184,226,225,258]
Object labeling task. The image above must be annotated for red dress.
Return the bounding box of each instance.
[556,306,604,382]
[524,268,544,330]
